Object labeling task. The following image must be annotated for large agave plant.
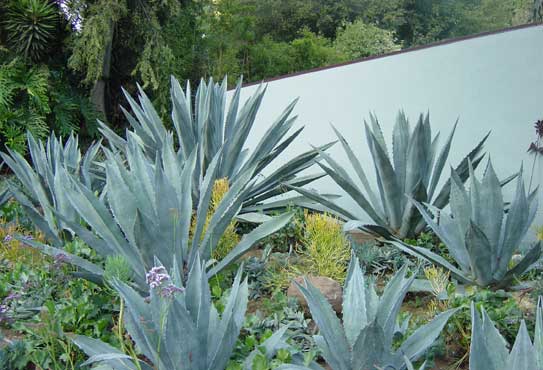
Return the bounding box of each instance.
[382,161,541,289]
[99,77,330,212]
[1,133,102,246]
[277,257,458,370]
[469,297,542,370]
[291,111,489,238]
[21,135,293,288]
[73,260,314,370]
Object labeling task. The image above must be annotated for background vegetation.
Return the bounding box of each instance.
[0,0,538,152]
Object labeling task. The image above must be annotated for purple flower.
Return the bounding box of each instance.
[4,293,21,302]
[0,304,8,314]
[53,253,69,266]
[3,235,12,242]
[160,284,184,298]
[145,266,171,289]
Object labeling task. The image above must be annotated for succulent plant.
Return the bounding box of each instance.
[277,257,458,370]
[1,133,102,246]
[73,259,249,370]
[98,76,330,213]
[469,297,542,370]
[21,135,293,288]
[291,111,491,238]
[73,260,310,370]
[379,161,541,289]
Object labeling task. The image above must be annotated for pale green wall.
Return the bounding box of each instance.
[235,25,543,238]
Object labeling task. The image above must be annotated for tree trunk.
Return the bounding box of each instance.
[91,20,114,120]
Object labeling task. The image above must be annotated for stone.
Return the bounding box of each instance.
[287,275,343,313]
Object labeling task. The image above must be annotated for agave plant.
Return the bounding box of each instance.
[1,133,102,246]
[277,257,458,370]
[291,111,490,238]
[469,297,542,370]
[21,135,293,288]
[380,161,541,289]
[74,260,314,370]
[98,76,330,213]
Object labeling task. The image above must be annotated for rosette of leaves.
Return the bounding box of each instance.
[276,257,458,370]
[98,76,331,212]
[1,133,102,246]
[3,0,57,61]
[21,135,294,288]
[469,297,542,370]
[291,111,490,238]
[73,259,310,370]
[379,161,540,289]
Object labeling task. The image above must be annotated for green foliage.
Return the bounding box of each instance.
[299,212,351,282]
[0,245,118,369]
[0,58,50,152]
[334,19,401,60]
[293,111,488,239]
[390,161,541,289]
[281,258,458,370]
[3,0,57,61]
[469,296,542,370]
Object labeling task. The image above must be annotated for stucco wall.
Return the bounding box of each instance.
[232,24,543,237]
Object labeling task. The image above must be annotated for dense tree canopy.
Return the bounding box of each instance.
[0,0,537,150]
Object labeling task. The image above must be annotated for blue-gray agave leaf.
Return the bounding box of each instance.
[292,111,489,238]
[1,133,103,245]
[294,257,457,370]
[385,160,541,289]
[73,260,249,370]
[21,135,293,289]
[100,76,328,213]
[469,298,543,370]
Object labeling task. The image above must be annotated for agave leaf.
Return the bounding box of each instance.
[427,120,457,199]
[470,303,502,370]
[342,257,369,346]
[498,242,542,286]
[111,280,161,365]
[18,237,105,277]
[497,174,531,274]
[72,335,140,370]
[396,308,459,363]
[386,239,472,285]
[365,122,402,229]
[287,185,358,221]
[331,124,382,216]
[207,212,294,278]
[476,161,504,254]
[410,199,470,271]
[377,265,415,347]
[295,280,351,370]
[465,221,494,286]
[350,321,389,370]
[392,111,410,199]
[317,160,386,227]
[431,132,489,209]
[505,321,538,370]
[398,180,427,238]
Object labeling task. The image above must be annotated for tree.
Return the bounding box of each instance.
[334,20,401,60]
